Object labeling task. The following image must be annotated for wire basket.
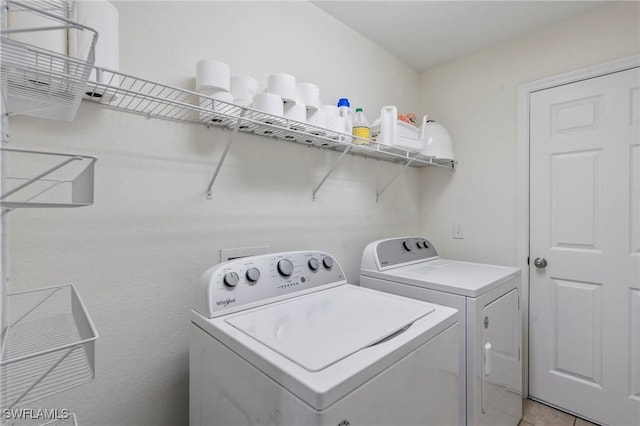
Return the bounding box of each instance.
[1,0,96,121]
[0,285,98,409]
[0,148,97,209]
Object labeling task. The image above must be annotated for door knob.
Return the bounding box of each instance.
[534,257,548,268]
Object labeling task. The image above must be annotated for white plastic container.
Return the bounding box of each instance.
[337,98,353,134]
[372,105,426,152]
[421,121,455,160]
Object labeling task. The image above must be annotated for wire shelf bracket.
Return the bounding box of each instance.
[376,159,414,203]
[311,146,352,201]
[206,110,247,200]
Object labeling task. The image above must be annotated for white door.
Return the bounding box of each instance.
[529,67,640,426]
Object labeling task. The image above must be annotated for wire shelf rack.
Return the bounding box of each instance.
[84,67,456,169]
[1,0,97,121]
[0,285,98,410]
[8,0,74,19]
[0,148,97,209]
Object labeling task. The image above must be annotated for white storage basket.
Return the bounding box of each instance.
[1,285,98,409]
[372,105,426,152]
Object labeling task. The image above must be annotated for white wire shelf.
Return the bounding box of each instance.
[0,148,97,209]
[0,0,97,121]
[84,67,456,169]
[0,285,98,409]
[84,67,456,200]
[8,0,74,19]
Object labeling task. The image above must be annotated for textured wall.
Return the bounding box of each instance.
[418,1,640,266]
[6,2,421,425]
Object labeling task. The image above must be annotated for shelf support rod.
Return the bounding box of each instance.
[312,146,352,201]
[1,0,9,350]
[206,110,247,199]
[376,159,413,202]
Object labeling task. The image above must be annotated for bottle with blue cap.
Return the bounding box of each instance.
[337,98,353,134]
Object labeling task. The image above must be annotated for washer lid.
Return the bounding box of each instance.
[387,259,521,297]
[224,285,434,372]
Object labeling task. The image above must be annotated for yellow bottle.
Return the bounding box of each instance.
[352,108,371,145]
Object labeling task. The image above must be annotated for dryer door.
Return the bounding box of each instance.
[481,289,521,423]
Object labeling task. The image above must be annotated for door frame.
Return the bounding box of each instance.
[516,54,639,398]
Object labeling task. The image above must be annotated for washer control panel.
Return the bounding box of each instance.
[195,251,346,318]
[375,237,439,269]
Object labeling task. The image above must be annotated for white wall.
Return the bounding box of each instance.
[418,1,640,266]
[6,2,422,425]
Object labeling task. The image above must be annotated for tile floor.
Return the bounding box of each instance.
[519,399,599,426]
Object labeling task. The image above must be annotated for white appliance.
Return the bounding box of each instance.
[190,251,460,426]
[360,237,522,426]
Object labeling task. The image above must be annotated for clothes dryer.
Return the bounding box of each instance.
[190,251,459,426]
[360,237,522,426]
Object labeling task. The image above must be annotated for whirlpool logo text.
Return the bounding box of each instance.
[216,298,236,307]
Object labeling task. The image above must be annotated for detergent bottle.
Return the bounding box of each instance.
[352,108,371,145]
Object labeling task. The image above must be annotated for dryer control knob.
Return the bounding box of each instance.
[308,258,320,271]
[246,267,260,282]
[416,241,423,249]
[322,256,334,269]
[277,259,294,276]
[223,272,239,287]
[402,240,412,251]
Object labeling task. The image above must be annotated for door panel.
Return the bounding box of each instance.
[551,96,601,134]
[529,67,640,426]
[631,144,640,254]
[482,289,520,415]
[631,289,640,400]
[550,279,602,385]
[551,150,602,250]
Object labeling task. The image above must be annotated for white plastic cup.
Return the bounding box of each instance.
[327,115,346,133]
[323,104,340,118]
[252,92,284,117]
[231,76,258,102]
[296,83,321,110]
[196,60,231,92]
[307,108,326,127]
[267,73,296,103]
[284,102,306,123]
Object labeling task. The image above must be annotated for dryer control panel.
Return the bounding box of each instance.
[194,251,346,318]
[369,237,439,270]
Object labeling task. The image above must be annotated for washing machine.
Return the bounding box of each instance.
[190,251,460,426]
[360,237,522,426]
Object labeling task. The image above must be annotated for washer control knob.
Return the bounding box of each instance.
[308,258,320,271]
[402,240,412,251]
[223,272,239,287]
[277,259,294,276]
[246,267,260,282]
[322,256,333,269]
[416,241,423,249]
[422,240,429,248]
